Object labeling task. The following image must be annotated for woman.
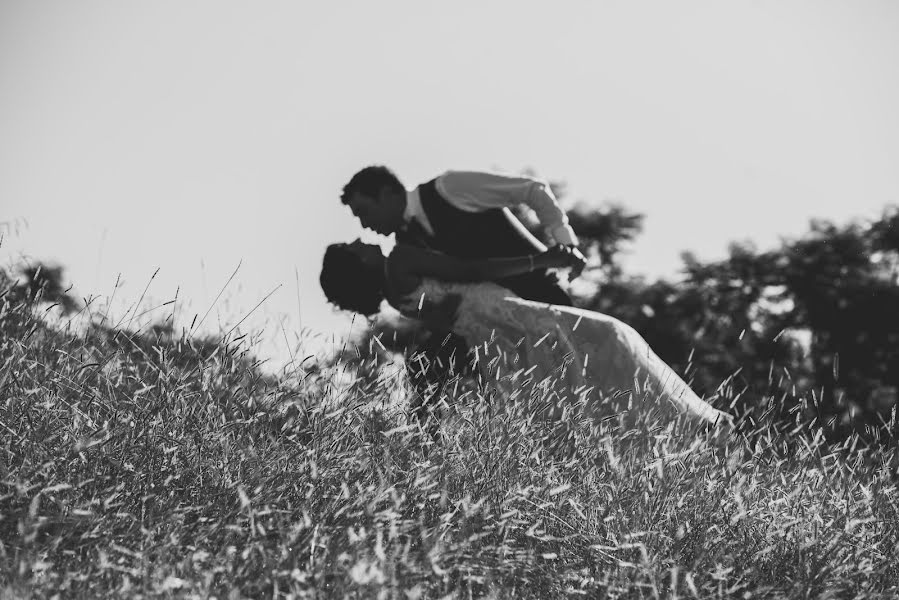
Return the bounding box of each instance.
[320,240,733,431]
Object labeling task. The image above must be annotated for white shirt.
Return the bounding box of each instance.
[403,170,579,246]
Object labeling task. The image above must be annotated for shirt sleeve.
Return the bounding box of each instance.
[435,170,579,246]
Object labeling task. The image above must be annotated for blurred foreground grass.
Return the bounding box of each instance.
[1,284,898,599]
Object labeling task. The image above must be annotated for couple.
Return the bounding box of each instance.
[321,166,732,432]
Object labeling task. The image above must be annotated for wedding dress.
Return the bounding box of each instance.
[392,278,733,430]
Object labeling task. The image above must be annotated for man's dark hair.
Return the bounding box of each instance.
[319,244,384,316]
[340,166,404,205]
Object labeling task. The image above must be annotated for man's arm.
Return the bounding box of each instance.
[388,245,581,293]
[436,170,579,246]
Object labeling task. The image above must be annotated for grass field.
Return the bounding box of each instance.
[1,291,898,599]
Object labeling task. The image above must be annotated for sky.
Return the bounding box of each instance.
[2,1,898,370]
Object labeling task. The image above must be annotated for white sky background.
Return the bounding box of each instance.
[2,1,898,370]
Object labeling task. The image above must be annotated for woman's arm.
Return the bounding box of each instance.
[387,244,577,292]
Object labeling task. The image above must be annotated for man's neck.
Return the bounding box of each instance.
[403,187,435,235]
[402,188,417,223]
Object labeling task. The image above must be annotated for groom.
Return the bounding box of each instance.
[340,165,587,422]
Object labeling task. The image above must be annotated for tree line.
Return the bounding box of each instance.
[522,182,899,442]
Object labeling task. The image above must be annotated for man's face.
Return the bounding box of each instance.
[346,188,403,235]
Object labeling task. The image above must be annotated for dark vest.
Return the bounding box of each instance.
[396,178,572,306]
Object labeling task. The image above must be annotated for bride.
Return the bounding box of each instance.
[320,240,733,431]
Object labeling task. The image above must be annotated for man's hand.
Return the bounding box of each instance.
[563,244,587,280]
[543,244,587,279]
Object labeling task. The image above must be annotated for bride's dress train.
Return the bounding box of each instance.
[393,279,733,431]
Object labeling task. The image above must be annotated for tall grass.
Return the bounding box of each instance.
[1,288,898,598]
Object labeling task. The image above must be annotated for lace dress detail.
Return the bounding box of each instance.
[393,278,731,428]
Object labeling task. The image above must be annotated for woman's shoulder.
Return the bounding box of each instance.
[387,243,418,263]
[385,245,423,300]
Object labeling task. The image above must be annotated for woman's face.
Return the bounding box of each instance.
[345,239,383,268]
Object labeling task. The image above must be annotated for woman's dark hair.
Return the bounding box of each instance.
[340,166,404,204]
[319,244,384,315]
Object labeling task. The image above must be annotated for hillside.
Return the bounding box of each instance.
[1,280,898,598]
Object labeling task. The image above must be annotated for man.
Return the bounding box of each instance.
[340,165,588,425]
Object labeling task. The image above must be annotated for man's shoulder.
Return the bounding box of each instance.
[437,168,508,179]
[438,169,544,186]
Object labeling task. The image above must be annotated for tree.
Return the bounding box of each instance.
[1,262,79,314]
[580,208,899,441]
